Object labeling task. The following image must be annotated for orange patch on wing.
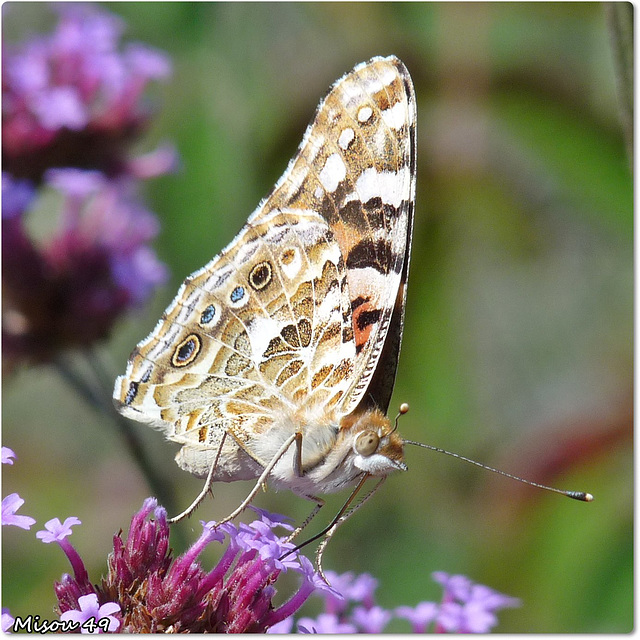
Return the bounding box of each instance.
[352,299,377,351]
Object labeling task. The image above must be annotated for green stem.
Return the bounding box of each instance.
[604,2,633,170]
[55,351,187,549]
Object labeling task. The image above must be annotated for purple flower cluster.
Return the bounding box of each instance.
[2,5,173,368]
[2,461,520,635]
[45,499,338,633]
[288,569,520,633]
[3,4,172,181]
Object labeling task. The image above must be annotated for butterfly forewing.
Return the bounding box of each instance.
[256,56,416,414]
[114,55,416,490]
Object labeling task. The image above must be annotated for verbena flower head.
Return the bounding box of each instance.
[45,499,336,633]
[2,168,168,366]
[3,4,172,183]
[2,5,173,369]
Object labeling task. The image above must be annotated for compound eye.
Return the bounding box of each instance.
[355,430,380,457]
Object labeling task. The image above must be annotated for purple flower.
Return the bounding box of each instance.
[395,601,439,632]
[36,516,82,543]
[59,593,120,634]
[433,572,521,633]
[1,447,16,465]
[1,493,36,530]
[2,169,167,366]
[2,173,35,220]
[288,569,519,633]
[351,604,393,633]
[3,4,172,183]
[2,609,15,633]
[2,6,173,370]
[37,515,93,606]
[47,499,332,633]
[298,613,358,634]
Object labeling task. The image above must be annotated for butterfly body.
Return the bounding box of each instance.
[114,56,416,504]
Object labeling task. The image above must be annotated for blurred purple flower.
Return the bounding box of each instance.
[2,5,173,370]
[1,609,15,633]
[3,4,173,183]
[1,447,16,465]
[351,604,393,633]
[2,173,35,220]
[298,612,358,634]
[292,569,519,633]
[47,499,332,633]
[433,571,521,633]
[1,448,36,530]
[2,169,168,367]
[1,493,36,530]
[395,601,439,632]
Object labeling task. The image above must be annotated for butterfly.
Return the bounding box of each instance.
[113,55,417,540]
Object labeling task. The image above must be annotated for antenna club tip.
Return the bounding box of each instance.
[568,491,594,502]
[399,402,410,415]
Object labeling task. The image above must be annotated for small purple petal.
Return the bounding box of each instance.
[1,447,16,465]
[126,144,179,179]
[125,44,172,80]
[1,493,36,529]
[45,168,105,198]
[60,593,121,633]
[2,609,14,633]
[437,601,464,632]
[352,604,392,633]
[348,572,378,606]
[297,613,357,634]
[36,516,81,543]
[395,601,439,632]
[31,87,89,130]
[2,174,35,220]
[247,505,295,532]
[433,571,472,602]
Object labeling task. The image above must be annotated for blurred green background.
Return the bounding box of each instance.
[3,2,632,633]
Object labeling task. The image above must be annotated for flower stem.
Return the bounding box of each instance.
[54,350,187,549]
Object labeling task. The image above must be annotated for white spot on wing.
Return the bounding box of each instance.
[357,106,373,122]
[381,101,407,130]
[319,153,346,192]
[379,66,399,87]
[338,128,355,150]
[344,166,409,208]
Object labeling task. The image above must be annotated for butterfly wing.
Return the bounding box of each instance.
[114,55,415,483]
[114,206,356,473]
[257,56,416,414]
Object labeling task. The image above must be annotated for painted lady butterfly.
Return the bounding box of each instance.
[114,56,417,528]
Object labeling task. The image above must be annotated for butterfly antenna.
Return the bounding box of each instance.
[391,402,410,434]
[403,440,593,502]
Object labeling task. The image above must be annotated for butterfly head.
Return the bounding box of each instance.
[341,408,407,477]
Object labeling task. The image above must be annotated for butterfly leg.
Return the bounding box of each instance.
[168,431,229,523]
[212,432,299,527]
[286,496,325,544]
[315,476,386,583]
